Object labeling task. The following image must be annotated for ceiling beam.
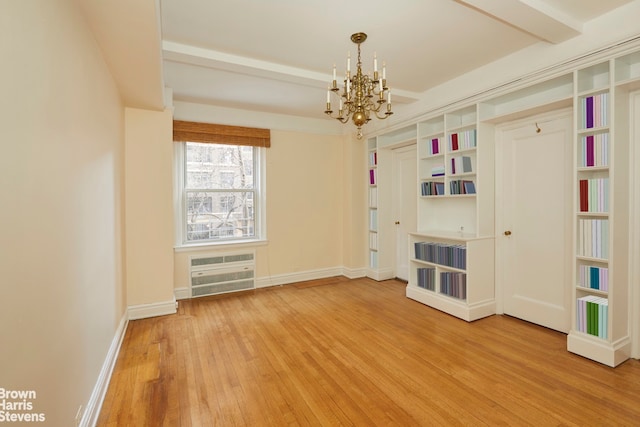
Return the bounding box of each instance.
[162,41,421,102]
[457,0,583,44]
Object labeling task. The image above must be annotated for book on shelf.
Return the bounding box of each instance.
[369,168,376,185]
[450,156,472,175]
[369,151,377,166]
[414,241,466,270]
[421,181,445,196]
[369,187,378,208]
[429,138,441,155]
[578,219,609,259]
[581,93,609,129]
[578,265,608,291]
[580,133,608,167]
[449,179,476,195]
[579,178,609,212]
[440,271,467,300]
[576,295,608,339]
[448,129,477,151]
[431,165,445,177]
[417,267,436,291]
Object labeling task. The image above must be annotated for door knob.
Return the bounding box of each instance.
[395,221,400,225]
[504,230,512,236]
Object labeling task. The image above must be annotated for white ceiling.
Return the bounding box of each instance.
[75,0,638,120]
[159,0,634,120]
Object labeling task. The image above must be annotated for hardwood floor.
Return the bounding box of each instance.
[97,277,640,426]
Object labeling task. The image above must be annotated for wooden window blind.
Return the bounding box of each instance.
[173,120,270,148]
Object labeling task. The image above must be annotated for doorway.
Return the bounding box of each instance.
[392,145,417,281]
[496,110,573,333]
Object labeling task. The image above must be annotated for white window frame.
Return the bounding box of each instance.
[173,141,267,248]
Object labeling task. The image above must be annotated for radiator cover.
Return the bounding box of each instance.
[190,252,255,297]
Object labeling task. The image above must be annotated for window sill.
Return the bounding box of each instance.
[174,239,268,253]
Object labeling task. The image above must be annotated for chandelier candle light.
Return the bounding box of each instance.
[325,32,393,139]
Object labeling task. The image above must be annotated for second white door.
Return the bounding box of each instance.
[496,110,573,333]
[392,145,417,281]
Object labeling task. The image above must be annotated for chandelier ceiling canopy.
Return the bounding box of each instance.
[324,32,392,139]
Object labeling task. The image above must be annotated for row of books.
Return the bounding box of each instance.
[580,92,609,129]
[369,231,378,250]
[576,296,608,339]
[578,265,609,291]
[449,129,477,151]
[369,209,377,231]
[421,181,445,196]
[579,133,609,167]
[369,187,378,208]
[440,272,467,300]
[416,267,436,291]
[369,151,377,166]
[451,156,472,175]
[414,241,466,269]
[369,168,377,185]
[578,219,609,259]
[579,178,609,212]
[450,180,476,195]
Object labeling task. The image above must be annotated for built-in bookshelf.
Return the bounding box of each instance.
[567,57,636,367]
[367,137,379,272]
[407,232,495,321]
[370,42,640,363]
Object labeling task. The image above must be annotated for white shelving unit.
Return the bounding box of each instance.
[367,137,379,273]
[567,54,638,367]
[407,231,495,321]
[370,42,640,362]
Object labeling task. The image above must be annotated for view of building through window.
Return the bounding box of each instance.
[185,142,256,242]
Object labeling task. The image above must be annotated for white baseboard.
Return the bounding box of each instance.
[128,297,177,320]
[254,267,344,288]
[341,266,367,279]
[174,286,190,300]
[81,313,128,427]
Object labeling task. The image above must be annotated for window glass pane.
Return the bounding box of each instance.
[185,143,254,190]
[186,189,255,240]
[184,142,257,243]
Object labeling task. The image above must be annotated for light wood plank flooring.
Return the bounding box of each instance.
[98,277,640,426]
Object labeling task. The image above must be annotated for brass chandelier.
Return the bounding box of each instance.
[324,32,393,139]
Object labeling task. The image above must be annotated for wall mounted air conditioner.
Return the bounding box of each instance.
[190,252,255,297]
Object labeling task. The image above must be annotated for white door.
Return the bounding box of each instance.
[496,111,573,333]
[392,145,417,281]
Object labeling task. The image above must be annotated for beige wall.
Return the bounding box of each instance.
[0,0,126,425]
[125,108,175,306]
[173,128,368,289]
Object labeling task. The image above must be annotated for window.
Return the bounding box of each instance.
[180,142,262,244]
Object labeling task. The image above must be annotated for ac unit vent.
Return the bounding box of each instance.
[190,252,255,298]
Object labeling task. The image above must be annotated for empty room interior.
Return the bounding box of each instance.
[3,1,640,425]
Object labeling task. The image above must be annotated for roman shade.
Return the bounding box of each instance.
[173,120,271,148]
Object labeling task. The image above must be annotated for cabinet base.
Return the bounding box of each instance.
[406,285,495,322]
[567,331,631,367]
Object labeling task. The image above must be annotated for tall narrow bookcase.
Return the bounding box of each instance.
[367,137,379,273]
[567,56,638,366]
[407,104,496,321]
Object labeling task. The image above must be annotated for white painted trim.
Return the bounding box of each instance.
[254,267,344,288]
[630,91,640,359]
[341,266,367,279]
[174,287,191,300]
[81,313,129,427]
[128,297,177,320]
